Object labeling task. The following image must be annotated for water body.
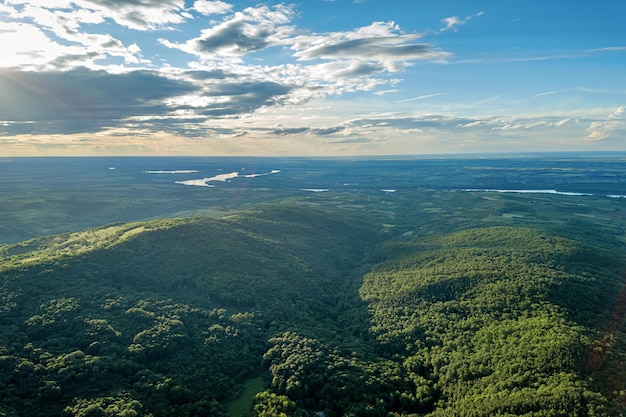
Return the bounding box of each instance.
[462,189,594,196]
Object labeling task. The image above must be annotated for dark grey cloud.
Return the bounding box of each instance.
[316,126,345,135]
[181,5,295,56]
[294,33,448,67]
[272,125,346,136]
[299,37,430,60]
[186,70,231,80]
[328,137,373,144]
[196,20,271,54]
[0,68,294,135]
[197,81,293,116]
[48,52,101,68]
[80,0,186,30]
[273,127,308,135]
[206,81,291,98]
[120,10,148,27]
[333,62,385,78]
[0,68,195,126]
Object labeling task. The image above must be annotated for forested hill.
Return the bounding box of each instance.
[0,205,380,417]
[361,226,625,416]
[1,204,626,416]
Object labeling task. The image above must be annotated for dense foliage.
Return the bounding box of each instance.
[361,226,623,416]
[1,199,626,417]
[0,206,378,416]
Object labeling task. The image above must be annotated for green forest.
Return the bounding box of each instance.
[1,191,626,417]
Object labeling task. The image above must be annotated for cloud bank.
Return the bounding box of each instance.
[0,2,623,155]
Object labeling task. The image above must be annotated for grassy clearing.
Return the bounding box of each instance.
[226,376,266,417]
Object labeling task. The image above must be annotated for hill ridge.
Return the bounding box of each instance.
[1,205,625,416]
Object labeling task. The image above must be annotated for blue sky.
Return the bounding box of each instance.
[0,0,624,156]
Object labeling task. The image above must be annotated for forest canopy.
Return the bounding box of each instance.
[1,195,626,417]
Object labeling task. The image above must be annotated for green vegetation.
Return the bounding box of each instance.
[1,190,626,416]
[0,206,379,417]
[361,226,623,416]
[227,376,266,417]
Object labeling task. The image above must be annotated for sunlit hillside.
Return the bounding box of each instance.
[1,195,626,416]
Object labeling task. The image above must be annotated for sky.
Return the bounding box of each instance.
[0,0,625,156]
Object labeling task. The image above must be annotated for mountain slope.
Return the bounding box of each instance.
[0,205,379,417]
[1,204,625,417]
[359,226,625,416]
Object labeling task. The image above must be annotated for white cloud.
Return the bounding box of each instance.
[374,89,398,96]
[18,3,104,40]
[293,21,450,71]
[609,106,624,119]
[532,90,565,98]
[583,108,624,141]
[396,93,445,102]
[587,46,626,53]
[80,0,188,30]
[440,11,483,32]
[584,121,612,141]
[5,1,609,156]
[0,3,158,70]
[5,0,189,32]
[458,120,486,128]
[0,22,69,68]
[450,115,573,132]
[440,16,467,32]
[158,15,449,107]
[192,0,233,16]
